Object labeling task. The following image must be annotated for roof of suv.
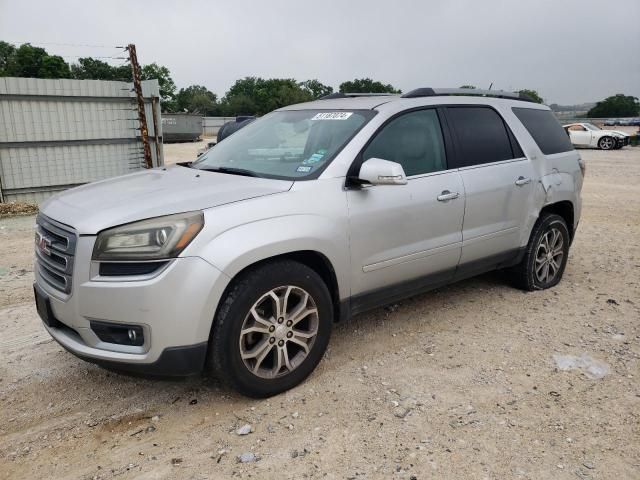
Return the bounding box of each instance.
[283,95,399,111]
[280,88,544,112]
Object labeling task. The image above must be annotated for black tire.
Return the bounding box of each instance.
[598,136,615,150]
[508,213,570,291]
[208,260,333,398]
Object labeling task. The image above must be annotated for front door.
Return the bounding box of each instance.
[568,125,592,146]
[346,109,465,312]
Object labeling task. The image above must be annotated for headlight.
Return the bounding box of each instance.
[92,211,204,261]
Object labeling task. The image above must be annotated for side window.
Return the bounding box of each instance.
[362,109,447,177]
[512,107,574,155]
[446,107,517,168]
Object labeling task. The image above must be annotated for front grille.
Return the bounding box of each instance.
[35,214,77,294]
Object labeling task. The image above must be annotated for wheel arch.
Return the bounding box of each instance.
[214,250,344,324]
[539,200,575,240]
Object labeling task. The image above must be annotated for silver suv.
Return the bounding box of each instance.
[34,88,584,397]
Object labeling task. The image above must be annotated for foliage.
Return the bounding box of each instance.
[300,79,333,99]
[338,78,401,94]
[38,55,71,79]
[220,77,314,115]
[1,43,71,78]
[140,63,176,106]
[175,85,218,114]
[517,89,544,104]
[0,41,16,75]
[70,57,131,81]
[587,94,640,118]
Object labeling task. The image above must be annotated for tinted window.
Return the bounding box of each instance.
[362,109,446,176]
[447,107,515,167]
[512,108,574,155]
[507,128,524,158]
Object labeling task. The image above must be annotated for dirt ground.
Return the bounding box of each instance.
[0,147,639,480]
[163,137,215,166]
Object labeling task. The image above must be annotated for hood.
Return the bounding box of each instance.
[40,165,293,234]
[605,130,630,137]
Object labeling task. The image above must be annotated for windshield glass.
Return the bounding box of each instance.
[583,123,601,131]
[192,109,375,179]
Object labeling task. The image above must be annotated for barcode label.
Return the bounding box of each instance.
[311,112,353,120]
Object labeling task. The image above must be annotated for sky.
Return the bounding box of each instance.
[1,0,639,105]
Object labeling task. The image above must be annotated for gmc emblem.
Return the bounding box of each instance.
[35,231,53,255]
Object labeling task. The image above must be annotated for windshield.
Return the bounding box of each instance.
[192,109,375,179]
[583,123,601,131]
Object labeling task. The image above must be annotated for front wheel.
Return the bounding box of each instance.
[598,136,615,150]
[208,260,333,398]
[508,213,570,291]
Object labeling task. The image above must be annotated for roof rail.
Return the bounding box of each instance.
[401,88,535,102]
[319,92,397,100]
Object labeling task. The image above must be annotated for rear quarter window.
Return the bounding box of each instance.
[512,108,574,155]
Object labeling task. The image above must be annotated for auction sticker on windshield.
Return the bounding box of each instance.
[311,112,353,120]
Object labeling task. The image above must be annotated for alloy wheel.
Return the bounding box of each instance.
[239,286,319,379]
[599,137,614,150]
[534,227,564,284]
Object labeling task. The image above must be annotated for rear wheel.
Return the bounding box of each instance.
[598,136,615,150]
[508,213,570,291]
[208,260,332,398]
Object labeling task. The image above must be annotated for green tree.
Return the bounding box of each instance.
[300,79,333,99]
[460,85,476,89]
[517,89,544,104]
[140,63,176,106]
[221,77,314,115]
[222,94,258,116]
[71,57,131,81]
[39,55,71,79]
[587,94,640,118]
[7,43,47,77]
[0,41,16,75]
[338,78,401,94]
[1,43,72,79]
[175,85,217,114]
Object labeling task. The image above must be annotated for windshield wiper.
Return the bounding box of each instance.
[197,166,262,178]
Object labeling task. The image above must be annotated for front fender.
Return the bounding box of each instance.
[195,215,350,299]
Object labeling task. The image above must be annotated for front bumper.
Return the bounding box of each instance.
[35,232,230,375]
[52,329,208,377]
[616,136,629,147]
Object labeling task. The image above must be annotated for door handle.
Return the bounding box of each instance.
[515,176,531,186]
[437,190,459,201]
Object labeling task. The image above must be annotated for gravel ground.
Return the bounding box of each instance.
[0,148,639,480]
[163,137,214,165]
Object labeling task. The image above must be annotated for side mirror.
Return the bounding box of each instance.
[357,158,407,186]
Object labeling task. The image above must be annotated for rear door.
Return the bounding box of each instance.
[445,106,536,276]
[347,108,464,310]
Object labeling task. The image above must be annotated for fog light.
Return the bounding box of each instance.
[90,321,144,346]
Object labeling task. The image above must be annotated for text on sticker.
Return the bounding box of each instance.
[311,112,353,120]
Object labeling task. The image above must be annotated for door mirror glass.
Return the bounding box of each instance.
[358,158,407,185]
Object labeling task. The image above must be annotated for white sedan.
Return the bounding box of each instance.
[563,122,629,150]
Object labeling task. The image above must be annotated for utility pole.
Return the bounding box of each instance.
[127,44,153,169]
